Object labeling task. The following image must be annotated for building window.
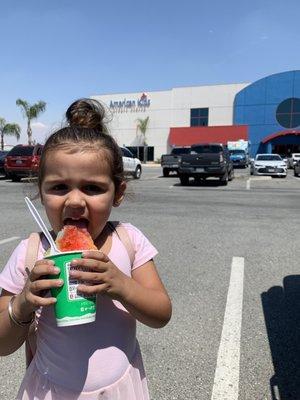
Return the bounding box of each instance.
[276,98,300,128]
[190,108,209,127]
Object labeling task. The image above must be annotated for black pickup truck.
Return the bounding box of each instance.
[178,143,234,185]
[160,147,191,176]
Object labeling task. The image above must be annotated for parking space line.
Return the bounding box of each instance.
[211,256,244,400]
[246,179,250,190]
[0,236,20,245]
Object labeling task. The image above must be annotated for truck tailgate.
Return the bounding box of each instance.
[181,153,221,166]
[161,155,180,164]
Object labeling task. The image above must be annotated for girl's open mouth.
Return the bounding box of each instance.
[63,218,89,230]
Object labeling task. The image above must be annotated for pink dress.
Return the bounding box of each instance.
[0,223,158,400]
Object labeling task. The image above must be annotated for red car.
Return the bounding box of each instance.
[4,144,43,182]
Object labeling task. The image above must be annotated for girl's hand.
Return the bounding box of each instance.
[16,260,64,318]
[69,251,130,301]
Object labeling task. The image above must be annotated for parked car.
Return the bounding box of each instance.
[229,149,249,168]
[287,153,300,168]
[178,143,234,185]
[121,147,142,179]
[160,146,191,176]
[0,150,9,176]
[250,154,287,177]
[4,144,43,181]
[294,160,300,177]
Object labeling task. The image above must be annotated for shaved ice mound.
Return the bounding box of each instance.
[56,225,97,252]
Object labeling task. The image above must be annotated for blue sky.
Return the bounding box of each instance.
[1,0,300,145]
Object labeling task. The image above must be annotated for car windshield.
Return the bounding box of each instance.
[8,146,35,156]
[0,151,8,157]
[171,148,191,155]
[256,155,282,161]
[191,145,222,154]
[229,150,245,155]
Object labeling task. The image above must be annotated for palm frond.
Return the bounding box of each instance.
[3,123,21,140]
[29,101,46,119]
[136,116,149,134]
[16,98,30,117]
[0,117,6,130]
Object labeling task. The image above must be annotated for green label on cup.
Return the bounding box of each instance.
[45,252,97,327]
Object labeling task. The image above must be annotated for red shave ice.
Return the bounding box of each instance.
[56,225,97,251]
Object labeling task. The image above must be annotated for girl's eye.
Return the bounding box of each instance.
[84,185,104,193]
[51,184,68,191]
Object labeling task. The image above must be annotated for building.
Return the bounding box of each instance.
[92,70,300,160]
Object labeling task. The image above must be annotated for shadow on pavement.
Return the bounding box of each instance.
[261,276,300,399]
[173,179,229,187]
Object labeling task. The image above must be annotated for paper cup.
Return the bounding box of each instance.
[45,251,96,327]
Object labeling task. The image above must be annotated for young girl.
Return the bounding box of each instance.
[0,98,172,399]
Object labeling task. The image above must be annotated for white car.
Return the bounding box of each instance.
[287,153,300,168]
[121,147,142,179]
[250,154,287,177]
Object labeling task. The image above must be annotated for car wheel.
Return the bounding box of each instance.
[294,170,298,177]
[163,169,169,177]
[228,168,234,181]
[220,172,228,185]
[194,177,204,184]
[179,175,189,186]
[11,175,21,182]
[133,166,142,179]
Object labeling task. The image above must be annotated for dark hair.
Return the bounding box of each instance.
[38,98,124,192]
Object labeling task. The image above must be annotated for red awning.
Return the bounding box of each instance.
[261,130,300,144]
[168,125,248,147]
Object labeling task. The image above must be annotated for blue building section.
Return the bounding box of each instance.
[233,71,300,157]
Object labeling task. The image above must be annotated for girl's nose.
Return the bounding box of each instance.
[65,189,86,208]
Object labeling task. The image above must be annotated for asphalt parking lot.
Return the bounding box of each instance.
[0,166,300,400]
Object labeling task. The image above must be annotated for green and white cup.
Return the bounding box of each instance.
[45,251,97,327]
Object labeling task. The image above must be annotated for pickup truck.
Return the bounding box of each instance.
[160,147,191,176]
[178,143,234,185]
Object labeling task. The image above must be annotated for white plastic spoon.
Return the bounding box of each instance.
[25,197,60,255]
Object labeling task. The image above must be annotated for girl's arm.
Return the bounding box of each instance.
[121,260,172,328]
[0,259,63,356]
[0,290,32,356]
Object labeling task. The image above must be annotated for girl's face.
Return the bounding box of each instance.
[40,149,126,240]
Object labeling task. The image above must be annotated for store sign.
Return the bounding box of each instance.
[109,92,150,113]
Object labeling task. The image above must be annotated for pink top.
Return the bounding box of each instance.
[0,223,158,393]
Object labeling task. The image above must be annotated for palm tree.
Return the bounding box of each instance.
[16,99,46,145]
[136,117,149,162]
[0,118,21,150]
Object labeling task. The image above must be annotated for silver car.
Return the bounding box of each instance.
[121,147,142,179]
[287,153,300,168]
[250,154,287,177]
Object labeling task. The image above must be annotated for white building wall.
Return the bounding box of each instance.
[92,82,249,160]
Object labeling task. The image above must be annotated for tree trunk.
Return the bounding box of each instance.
[143,136,148,163]
[27,120,32,145]
[0,132,3,151]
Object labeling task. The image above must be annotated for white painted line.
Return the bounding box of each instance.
[0,236,20,245]
[250,176,271,181]
[169,185,174,189]
[246,179,250,190]
[211,256,244,400]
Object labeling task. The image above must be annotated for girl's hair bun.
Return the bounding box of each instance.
[66,98,108,132]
